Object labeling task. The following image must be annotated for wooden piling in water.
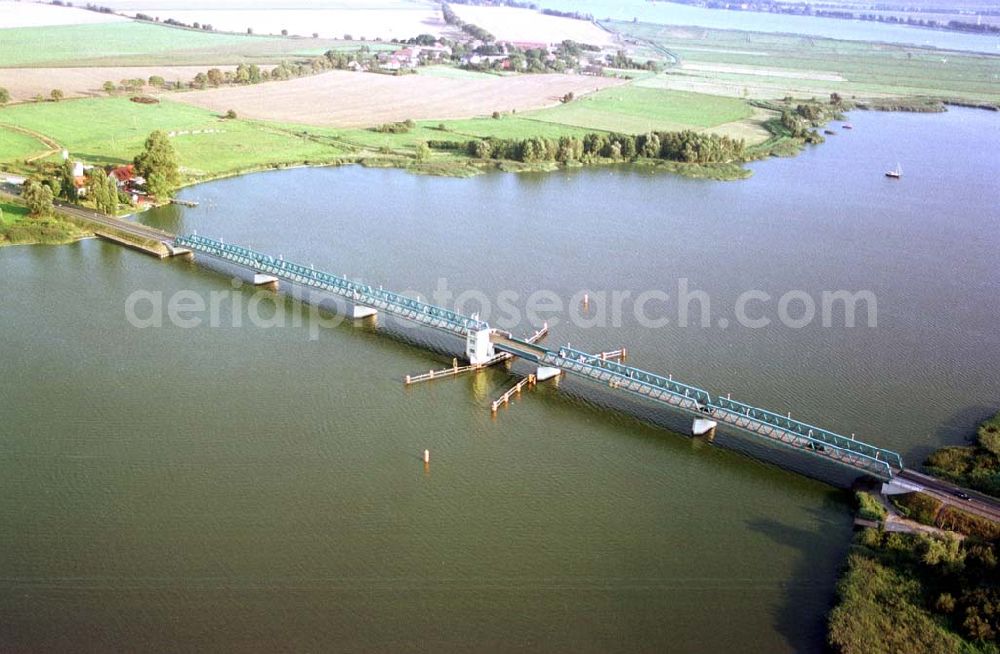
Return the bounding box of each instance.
[490,374,537,414]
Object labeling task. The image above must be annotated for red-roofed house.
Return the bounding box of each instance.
[108,165,134,186]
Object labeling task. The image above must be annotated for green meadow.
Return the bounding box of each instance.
[0,21,363,67]
[0,98,349,177]
[0,201,29,225]
[608,21,1000,103]
[0,127,48,163]
[525,86,755,133]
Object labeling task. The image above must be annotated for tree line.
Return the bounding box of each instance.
[430,130,747,165]
[441,3,495,42]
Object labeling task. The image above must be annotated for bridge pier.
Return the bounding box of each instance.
[162,241,191,257]
[692,419,718,439]
[881,479,923,496]
[348,304,378,319]
[253,273,279,286]
[536,366,562,382]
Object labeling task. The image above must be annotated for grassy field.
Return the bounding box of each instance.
[0,97,349,178]
[525,86,755,133]
[432,116,598,140]
[0,21,366,68]
[0,127,49,163]
[0,200,28,225]
[609,21,1000,103]
[0,86,773,182]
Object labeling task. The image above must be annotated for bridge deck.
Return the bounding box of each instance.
[492,333,900,480]
[175,234,488,336]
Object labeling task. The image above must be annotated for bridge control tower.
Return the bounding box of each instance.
[465,323,495,365]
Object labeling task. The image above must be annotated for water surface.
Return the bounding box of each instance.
[539,0,1000,53]
[1,107,997,652]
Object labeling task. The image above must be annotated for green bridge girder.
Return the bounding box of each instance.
[176,233,905,481]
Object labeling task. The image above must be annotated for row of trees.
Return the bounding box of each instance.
[441,130,747,165]
[0,86,64,105]
[441,3,495,42]
[190,56,350,89]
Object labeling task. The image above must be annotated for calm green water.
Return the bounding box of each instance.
[1,108,998,651]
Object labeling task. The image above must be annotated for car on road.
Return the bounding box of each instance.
[954,491,972,501]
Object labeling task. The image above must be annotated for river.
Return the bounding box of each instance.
[1,107,998,651]
[538,0,1000,54]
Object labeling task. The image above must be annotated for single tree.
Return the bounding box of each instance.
[206,68,224,86]
[134,130,179,198]
[44,176,62,198]
[59,159,78,201]
[0,87,9,106]
[103,81,116,95]
[89,170,118,215]
[22,180,54,216]
[50,89,64,102]
[148,75,165,87]
[415,142,431,162]
[225,109,237,119]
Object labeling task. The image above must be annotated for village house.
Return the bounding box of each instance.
[379,44,454,72]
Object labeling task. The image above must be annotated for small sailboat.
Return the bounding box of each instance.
[842,123,853,130]
[885,163,902,179]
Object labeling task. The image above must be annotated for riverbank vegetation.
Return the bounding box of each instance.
[828,496,1000,653]
[436,129,747,165]
[925,412,1000,498]
[891,492,1000,541]
[0,199,86,246]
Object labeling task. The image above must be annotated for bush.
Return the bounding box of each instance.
[373,121,412,134]
[856,491,887,522]
[891,492,943,526]
[937,506,1000,540]
[828,554,962,654]
[925,411,1000,498]
[414,142,430,162]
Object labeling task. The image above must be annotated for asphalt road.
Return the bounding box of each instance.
[898,468,1000,524]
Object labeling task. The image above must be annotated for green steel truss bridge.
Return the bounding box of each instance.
[176,233,905,482]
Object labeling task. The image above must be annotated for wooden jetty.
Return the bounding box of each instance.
[597,348,627,362]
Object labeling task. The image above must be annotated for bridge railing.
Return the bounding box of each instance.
[554,346,714,407]
[174,234,489,334]
[711,396,904,471]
